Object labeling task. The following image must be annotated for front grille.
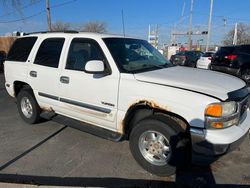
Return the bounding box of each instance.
[239,96,249,117]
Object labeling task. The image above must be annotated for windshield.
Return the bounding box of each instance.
[202,52,214,57]
[103,38,172,73]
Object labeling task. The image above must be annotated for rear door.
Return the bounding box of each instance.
[27,37,66,110]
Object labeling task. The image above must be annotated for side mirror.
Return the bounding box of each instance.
[85,60,105,74]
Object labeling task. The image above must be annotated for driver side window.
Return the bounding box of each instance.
[66,38,105,71]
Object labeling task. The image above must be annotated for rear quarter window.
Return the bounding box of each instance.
[6,37,37,62]
[216,47,235,56]
[239,46,250,54]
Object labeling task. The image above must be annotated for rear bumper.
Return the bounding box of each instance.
[197,63,210,69]
[190,110,250,161]
[211,64,240,76]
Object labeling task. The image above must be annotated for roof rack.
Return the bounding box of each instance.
[24,30,79,35]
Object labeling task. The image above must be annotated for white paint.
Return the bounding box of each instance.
[4,32,249,147]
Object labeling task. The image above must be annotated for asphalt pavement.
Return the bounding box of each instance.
[0,73,250,188]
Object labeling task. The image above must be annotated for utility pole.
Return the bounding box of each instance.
[188,0,194,50]
[46,0,52,31]
[233,22,238,45]
[206,0,214,51]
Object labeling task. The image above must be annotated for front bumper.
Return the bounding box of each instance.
[191,110,250,157]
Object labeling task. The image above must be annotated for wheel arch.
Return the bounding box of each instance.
[13,81,32,97]
[121,100,190,139]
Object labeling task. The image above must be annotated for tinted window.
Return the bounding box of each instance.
[216,47,235,56]
[7,37,37,62]
[66,38,106,71]
[34,38,64,68]
[176,51,185,56]
[203,52,214,57]
[239,45,250,54]
[0,52,5,61]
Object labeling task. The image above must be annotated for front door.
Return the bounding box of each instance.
[58,38,120,131]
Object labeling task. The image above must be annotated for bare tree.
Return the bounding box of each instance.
[223,23,250,45]
[82,21,107,33]
[51,21,72,31]
[2,0,38,16]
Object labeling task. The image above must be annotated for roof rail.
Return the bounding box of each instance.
[24,30,79,35]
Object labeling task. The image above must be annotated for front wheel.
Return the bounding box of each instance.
[129,115,191,176]
[17,89,42,124]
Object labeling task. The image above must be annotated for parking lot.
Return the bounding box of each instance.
[0,72,250,188]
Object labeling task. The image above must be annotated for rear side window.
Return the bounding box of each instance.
[7,37,37,62]
[239,46,250,54]
[34,38,65,68]
[216,47,235,56]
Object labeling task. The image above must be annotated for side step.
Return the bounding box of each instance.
[51,115,124,142]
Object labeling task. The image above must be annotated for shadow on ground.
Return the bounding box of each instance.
[1,73,250,187]
[0,120,248,188]
[0,172,249,188]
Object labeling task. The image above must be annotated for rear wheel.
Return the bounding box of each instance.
[129,115,191,176]
[17,89,42,124]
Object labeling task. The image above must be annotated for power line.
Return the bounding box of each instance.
[193,11,250,22]
[0,11,45,23]
[0,0,77,24]
[0,0,42,18]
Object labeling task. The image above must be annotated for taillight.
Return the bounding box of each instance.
[225,54,237,60]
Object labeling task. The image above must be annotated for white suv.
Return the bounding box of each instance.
[4,31,250,176]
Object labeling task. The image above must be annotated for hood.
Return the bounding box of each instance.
[134,66,246,100]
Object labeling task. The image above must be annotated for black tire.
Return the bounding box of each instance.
[191,61,196,68]
[17,89,41,124]
[129,115,191,176]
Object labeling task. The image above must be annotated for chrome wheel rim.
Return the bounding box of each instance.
[20,97,33,118]
[138,130,171,166]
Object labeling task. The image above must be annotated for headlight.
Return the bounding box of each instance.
[205,101,237,117]
[205,101,239,129]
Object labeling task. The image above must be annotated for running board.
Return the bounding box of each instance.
[51,115,124,142]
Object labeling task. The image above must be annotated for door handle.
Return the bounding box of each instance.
[30,71,37,77]
[60,76,70,84]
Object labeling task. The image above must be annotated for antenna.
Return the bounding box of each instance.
[121,9,126,37]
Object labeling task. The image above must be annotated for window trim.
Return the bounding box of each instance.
[33,37,65,68]
[65,37,112,74]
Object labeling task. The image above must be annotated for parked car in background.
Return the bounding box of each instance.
[211,45,250,83]
[0,51,6,73]
[197,51,215,69]
[170,51,203,67]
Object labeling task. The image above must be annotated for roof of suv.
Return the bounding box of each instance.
[221,44,250,48]
[23,31,136,39]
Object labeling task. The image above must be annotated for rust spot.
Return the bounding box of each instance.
[119,100,172,134]
[132,99,171,112]
[40,106,54,112]
[118,120,125,134]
